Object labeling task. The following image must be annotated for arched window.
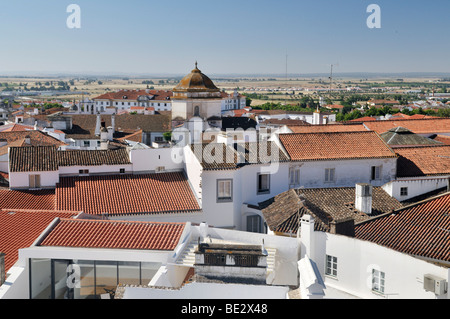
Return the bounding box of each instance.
[194,105,200,117]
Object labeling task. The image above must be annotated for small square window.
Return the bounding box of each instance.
[120,168,125,174]
[400,187,408,196]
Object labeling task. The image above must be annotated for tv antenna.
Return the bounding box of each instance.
[285,52,288,105]
[328,63,339,94]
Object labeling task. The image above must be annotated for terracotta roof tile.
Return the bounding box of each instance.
[279,131,396,161]
[0,130,66,149]
[0,209,79,272]
[191,142,289,170]
[9,146,131,172]
[287,123,367,133]
[260,187,402,234]
[433,135,450,145]
[39,219,186,251]
[395,145,450,177]
[55,172,201,215]
[94,89,172,102]
[362,118,450,134]
[355,192,450,262]
[0,189,56,211]
[64,114,171,140]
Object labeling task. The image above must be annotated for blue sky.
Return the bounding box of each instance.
[0,0,449,76]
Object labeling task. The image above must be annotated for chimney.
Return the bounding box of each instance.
[24,135,31,145]
[111,114,116,134]
[107,126,114,141]
[300,214,315,260]
[355,183,373,215]
[0,252,5,286]
[95,113,101,136]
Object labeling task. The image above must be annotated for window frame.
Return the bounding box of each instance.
[400,187,408,196]
[79,169,89,175]
[372,269,386,294]
[217,179,233,203]
[29,174,41,189]
[371,165,382,181]
[257,173,270,194]
[289,167,300,187]
[325,255,338,277]
[324,168,336,183]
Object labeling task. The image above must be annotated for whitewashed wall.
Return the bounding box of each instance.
[58,164,134,176]
[130,147,184,174]
[9,171,59,190]
[301,217,450,299]
[201,162,290,231]
[0,153,8,173]
[290,158,397,189]
[382,176,449,201]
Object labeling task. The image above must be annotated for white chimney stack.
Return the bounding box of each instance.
[355,183,373,215]
[95,113,101,136]
[300,214,315,260]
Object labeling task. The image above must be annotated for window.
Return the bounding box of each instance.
[257,173,270,194]
[217,179,232,202]
[30,259,159,299]
[325,168,335,183]
[84,141,90,147]
[79,169,89,175]
[289,167,300,187]
[29,175,41,189]
[325,255,338,277]
[400,187,408,196]
[120,168,125,174]
[154,136,164,142]
[194,105,200,117]
[371,166,381,180]
[247,215,262,233]
[372,269,385,294]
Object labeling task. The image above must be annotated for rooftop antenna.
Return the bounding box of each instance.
[285,52,288,105]
[328,63,339,97]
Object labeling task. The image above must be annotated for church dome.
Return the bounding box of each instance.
[174,63,220,93]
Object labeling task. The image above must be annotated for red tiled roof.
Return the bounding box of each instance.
[279,131,396,161]
[0,209,79,272]
[9,146,131,172]
[55,172,201,215]
[349,116,377,122]
[93,89,172,101]
[355,192,450,262]
[362,118,450,134]
[39,219,186,251]
[0,124,35,132]
[0,130,64,145]
[0,189,56,211]
[288,124,367,134]
[395,145,450,177]
[433,135,450,145]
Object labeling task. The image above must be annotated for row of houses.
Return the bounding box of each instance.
[0,67,449,300]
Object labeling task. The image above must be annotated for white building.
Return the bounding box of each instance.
[92,89,173,113]
[0,219,300,299]
[299,214,450,299]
